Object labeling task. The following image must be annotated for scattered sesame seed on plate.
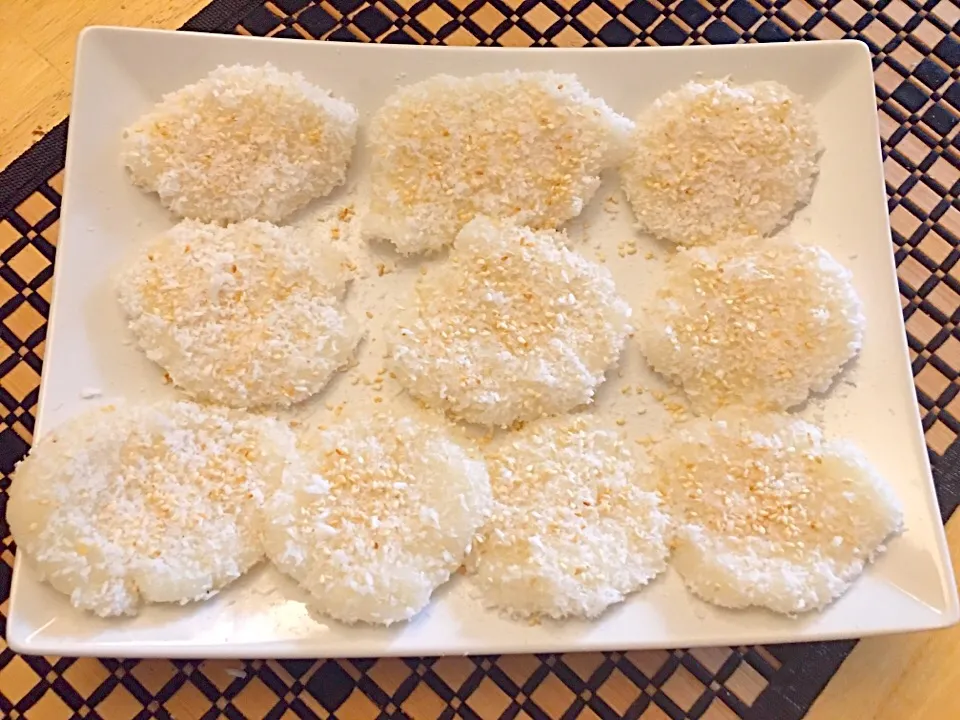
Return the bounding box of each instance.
[470,415,671,621]
[364,71,634,254]
[621,78,821,246]
[653,412,903,614]
[117,218,361,410]
[386,216,633,426]
[7,401,295,617]
[121,63,358,224]
[636,234,864,413]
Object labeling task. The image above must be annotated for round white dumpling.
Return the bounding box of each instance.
[653,413,903,614]
[117,218,360,409]
[8,401,294,617]
[365,71,633,254]
[636,235,864,413]
[387,216,632,426]
[261,413,491,625]
[621,79,820,246]
[470,416,671,620]
[122,63,358,223]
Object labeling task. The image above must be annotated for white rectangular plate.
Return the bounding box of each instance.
[8,27,958,658]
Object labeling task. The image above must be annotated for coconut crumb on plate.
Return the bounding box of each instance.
[121,63,358,224]
[653,413,903,615]
[364,71,634,254]
[636,235,864,413]
[387,216,632,427]
[621,78,820,246]
[261,412,491,626]
[7,401,295,617]
[470,415,671,621]
[117,219,361,409]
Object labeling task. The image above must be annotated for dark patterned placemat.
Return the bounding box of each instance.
[0,1,958,718]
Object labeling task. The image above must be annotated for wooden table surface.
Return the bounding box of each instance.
[1,2,957,718]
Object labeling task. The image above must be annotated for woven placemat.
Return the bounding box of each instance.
[0,1,958,718]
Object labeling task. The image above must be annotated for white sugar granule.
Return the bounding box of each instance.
[470,416,671,620]
[122,63,358,224]
[261,412,491,626]
[621,78,821,246]
[117,219,361,410]
[636,235,864,413]
[7,401,296,617]
[386,216,632,426]
[653,413,903,614]
[364,71,634,254]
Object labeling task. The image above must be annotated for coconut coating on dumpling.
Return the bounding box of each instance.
[261,412,491,625]
[122,63,358,223]
[387,216,632,426]
[653,413,903,614]
[8,401,294,617]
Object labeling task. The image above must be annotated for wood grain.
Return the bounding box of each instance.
[0,0,207,169]
[0,3,957,719]
[807,516,960,720]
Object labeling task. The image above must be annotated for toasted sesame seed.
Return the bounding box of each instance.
[363,71,633,254]
[122,64,358,224]
[621,78,820,246]
[637,235,864,413]
[261,413,491,625]
[471,416,670,620]
[7,401,293,617]
[652,413,903,614]
[386,217,632,426]
[117,219,361,409]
